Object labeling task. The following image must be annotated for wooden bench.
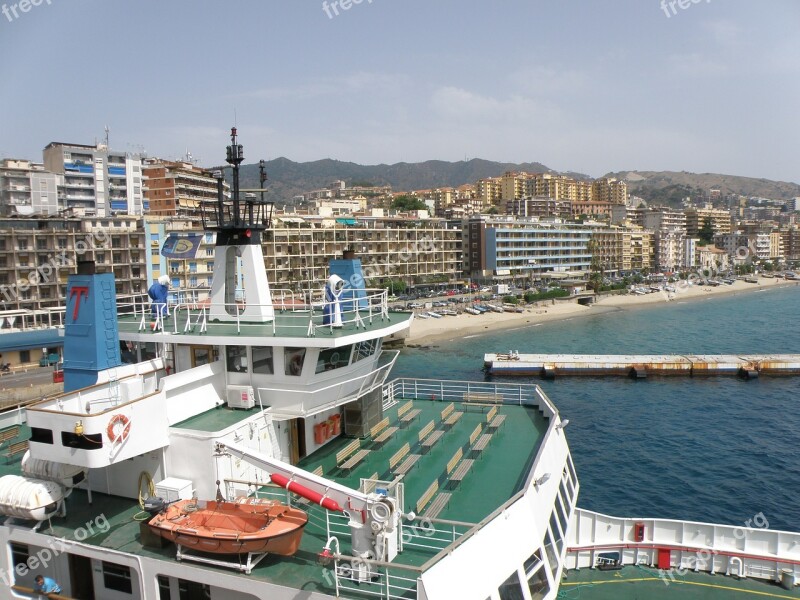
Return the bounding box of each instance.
[418,420,435,443]
[441,403,455,421]
[443,409,463,430]
[397,401,413,418]
[389,443,411,471]
[336,439,361,467]
[468,424,483,447]
[4,440,28,463]
[340,448,369,474]
[394,453,420,476]
[425,492,452,519]
[0,425,20,446]
[446,448,463,476]
[373,425,398,446]
[370,417,389,439]
[471,433,492,457]
[486,406,498,423]
[421,430,444,453]
[464,392,503,406]
[450,458,475,488]
[416,480,439,514]
[311,465,324,477]
[400,408,421,425]
[488,414,507,431]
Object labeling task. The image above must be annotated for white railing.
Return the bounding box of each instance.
[138,287,392,336]
[255,351,399,418]
[567,508,800,583]
[384,377,555,414]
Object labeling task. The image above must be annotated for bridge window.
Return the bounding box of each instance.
[498,569,525,600]
[252,346,274,374]
[352,339,378,363]
[284,348,306,376]
[316,345,352,374]
[226,345,248,373]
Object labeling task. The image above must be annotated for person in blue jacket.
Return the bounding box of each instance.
[34,574,62,595]
[148,275,170,320]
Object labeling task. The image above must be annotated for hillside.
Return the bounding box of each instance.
[608,170,800,207]
[223,159,800,208]
[231,158,557,204]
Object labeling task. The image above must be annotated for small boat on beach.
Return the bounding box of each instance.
[148,497,308,556]
[464,307,481,315]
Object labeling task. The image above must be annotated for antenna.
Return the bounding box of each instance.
[104,125,110,148]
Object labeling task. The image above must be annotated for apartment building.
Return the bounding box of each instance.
[685,207,732,237]
[591,228,654,274]
[142,159,229,218]
[464,215,594,281]
[591,178,627,205]
[504,197,572,220]
[0,159,62,217]
[0,216,146,313]
[476,177,502,207]
[714,232,771,264]
[781,227,800,263]
[265,215,462,288]
[43,142,144,216]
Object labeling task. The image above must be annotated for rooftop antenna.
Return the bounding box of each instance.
[104,125,110,148]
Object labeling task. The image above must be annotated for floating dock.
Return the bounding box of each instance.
[484,353,800,379]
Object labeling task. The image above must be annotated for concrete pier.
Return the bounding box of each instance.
[484,353,800,378]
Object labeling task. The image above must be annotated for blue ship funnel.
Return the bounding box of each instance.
[329,256,368,313]
[63,268,121,392]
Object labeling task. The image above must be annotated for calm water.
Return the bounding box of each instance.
[392,286,800,530]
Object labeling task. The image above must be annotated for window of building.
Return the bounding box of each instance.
[252,346,274,374]
[315,345,352,374]
[226,345,247,373]
[498,569,525,600]
[284,347,306,376]
[102,562,133,594]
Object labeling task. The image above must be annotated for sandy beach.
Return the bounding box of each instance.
[405,277,798,346]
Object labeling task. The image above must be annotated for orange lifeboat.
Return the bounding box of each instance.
[148,497,307,555]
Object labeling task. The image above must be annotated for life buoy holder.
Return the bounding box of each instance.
[107,414,131,442]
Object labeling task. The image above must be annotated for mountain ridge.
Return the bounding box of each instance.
[227,158,800,207]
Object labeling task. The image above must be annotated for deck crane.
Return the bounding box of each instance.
[215,441,402,581]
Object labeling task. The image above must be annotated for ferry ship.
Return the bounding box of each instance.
[0,131,799,600]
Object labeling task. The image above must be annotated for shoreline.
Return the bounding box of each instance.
[404,278,798,346]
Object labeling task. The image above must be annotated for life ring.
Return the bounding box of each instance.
[107,414,131,442]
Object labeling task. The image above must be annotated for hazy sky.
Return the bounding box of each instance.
[1,1,798,182]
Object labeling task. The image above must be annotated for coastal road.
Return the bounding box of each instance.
[0,367,57,389]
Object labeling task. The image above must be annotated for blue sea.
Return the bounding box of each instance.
[391,286,800,531]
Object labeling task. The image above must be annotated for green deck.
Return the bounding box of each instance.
[14,398,546,597]
[561,566,800,599]
[173,405,263,432]
[117,309,411,340]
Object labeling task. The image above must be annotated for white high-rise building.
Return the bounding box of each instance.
[43,142,143,217]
